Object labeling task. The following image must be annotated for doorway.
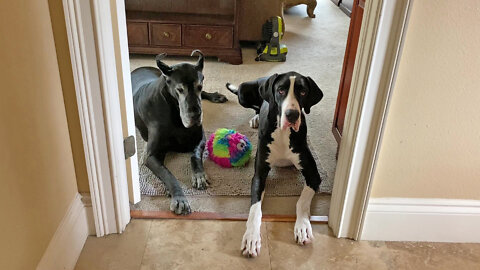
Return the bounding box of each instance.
[126,0,350,220]
[63,0,411,237]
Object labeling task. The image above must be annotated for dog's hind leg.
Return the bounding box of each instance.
[144,132,191,215]
[295,147,322,245]
[307,0,317,18]
[190,133,209,190]
[227,83,261,128]
[241,143,270,257]
[201,91,228,103]
[225,82,238,95]
[249,114,260,129]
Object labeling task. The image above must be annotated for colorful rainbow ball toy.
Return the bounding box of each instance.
[207,128,252,168]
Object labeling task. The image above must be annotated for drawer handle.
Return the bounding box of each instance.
[163,32,170,38]
[205,33,212,40]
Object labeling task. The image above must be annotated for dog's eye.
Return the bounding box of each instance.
[300,91,307,96]
[176,88,184,93]
[278,89,286,95]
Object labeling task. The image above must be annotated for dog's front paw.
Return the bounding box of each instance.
[249,114,259,129]
[294,217,314,245]
[241,229,262,257]
[191,172,209,190]
[210,92,228,103]
[170,196,191,215]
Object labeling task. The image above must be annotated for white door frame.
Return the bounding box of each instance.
[62,0,131,235]
[63,0,412,236]
[329,0,412,239]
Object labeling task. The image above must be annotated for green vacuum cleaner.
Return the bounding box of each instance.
[256,16,288,62]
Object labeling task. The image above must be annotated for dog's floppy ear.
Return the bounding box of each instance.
[155,53,172,76]
[191,49,204,71]
[304,76,323,114]
[259,73,278,102]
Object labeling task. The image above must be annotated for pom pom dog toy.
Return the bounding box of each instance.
[207,128,252,168]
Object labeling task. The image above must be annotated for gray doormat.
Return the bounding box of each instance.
[137,129,329,197]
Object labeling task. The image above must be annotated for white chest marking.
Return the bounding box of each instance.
[266,127,302,170]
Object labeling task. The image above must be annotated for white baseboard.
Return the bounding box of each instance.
[37,193,95,270]
[80,193,97,236]
[361,198,480,243]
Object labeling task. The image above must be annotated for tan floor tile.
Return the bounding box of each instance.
[140,220,271,270]
[75,219,152,270]
[266,222,480,270]
[384,241,480,269]
[267,222,393,270]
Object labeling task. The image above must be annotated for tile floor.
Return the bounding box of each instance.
[75,219,480,270]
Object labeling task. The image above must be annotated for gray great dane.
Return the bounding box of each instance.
[131,50,227,215]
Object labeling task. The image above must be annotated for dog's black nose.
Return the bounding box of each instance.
[189,106,201,115]
[191,113,201,122]
[285,109,300,123]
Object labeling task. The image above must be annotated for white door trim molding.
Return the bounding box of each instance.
[89,0,131,233]
[362,198,480,242]
[110,0,141,204]
[63,0,130,236]
[329,0,413,239]
[36,194,93,270]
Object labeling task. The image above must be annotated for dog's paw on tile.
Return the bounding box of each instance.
[294,217,314,245]
[241,229,262,257]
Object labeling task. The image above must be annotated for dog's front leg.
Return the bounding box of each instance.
[241,145,270,257]
[145,153,191,215]
[190,134,209,190]
[144,128,191,214]
[295,146,322,245]
[144,132,191,215]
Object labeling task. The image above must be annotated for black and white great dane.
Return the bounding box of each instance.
[131,50,227,215]
[226,72,323,257]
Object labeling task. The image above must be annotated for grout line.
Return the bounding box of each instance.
[138,220,153,269]
[265,222,273,270]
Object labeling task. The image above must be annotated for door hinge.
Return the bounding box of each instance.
[123,135,136,159]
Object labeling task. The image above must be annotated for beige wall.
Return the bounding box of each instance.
[370,0,480,199]
[0,0,79,269]
[48,0,90,193]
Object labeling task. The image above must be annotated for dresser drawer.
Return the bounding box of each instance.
[151,23,181,46]
[184,25,233,48]
[126,22,149,46]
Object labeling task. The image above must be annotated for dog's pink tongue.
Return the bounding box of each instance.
[282,120,291,131]
[282,120,301,132]
[292,121,300,132]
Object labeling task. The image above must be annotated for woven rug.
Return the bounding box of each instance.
[137,129,329,197]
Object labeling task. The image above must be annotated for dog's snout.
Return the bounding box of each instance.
[285,109,300,123]
[191,113,201,120]
[189,106,201,115]
[189,107,202,124]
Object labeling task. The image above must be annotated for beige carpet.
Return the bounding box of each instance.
[137,130,327,196]
[129,1,349,214]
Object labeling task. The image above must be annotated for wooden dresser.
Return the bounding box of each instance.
[125,0,242,64]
